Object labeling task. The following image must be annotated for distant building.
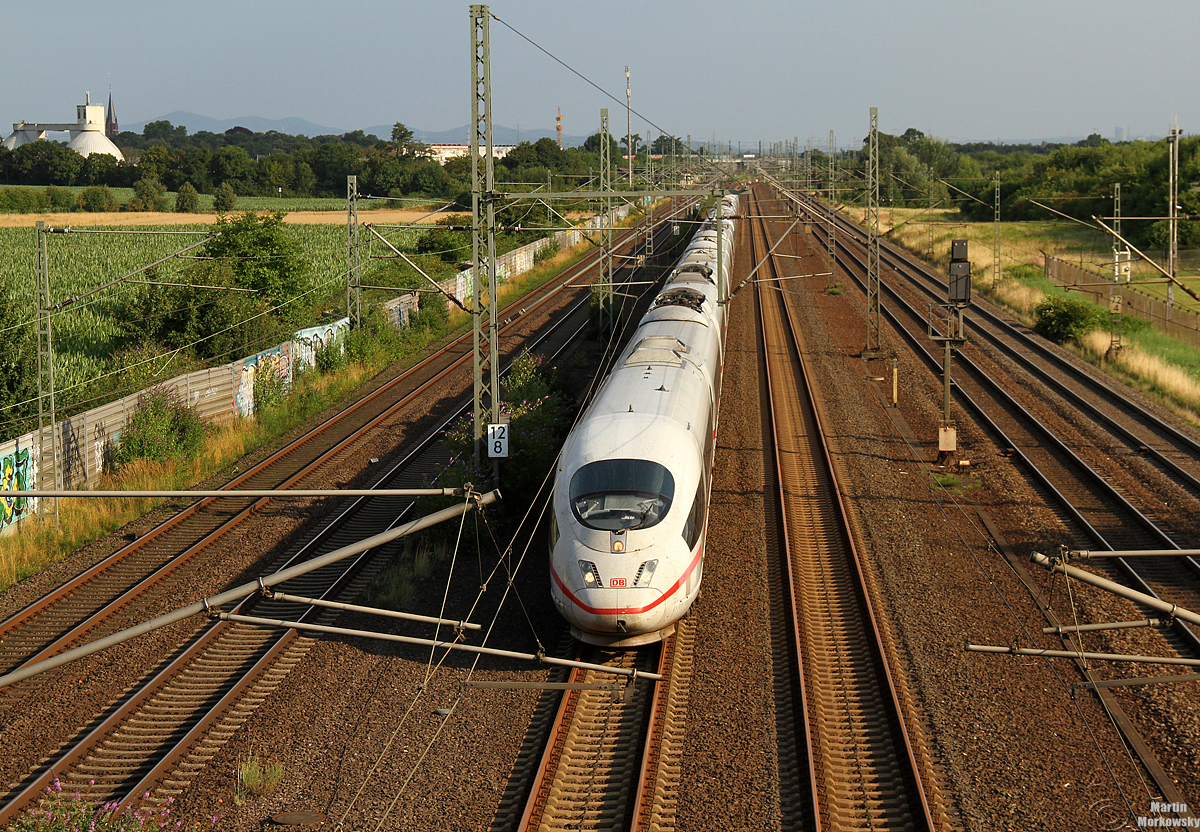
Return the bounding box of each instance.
[106,91,118,137]
[426,143,515,165]
[2,92,124,161]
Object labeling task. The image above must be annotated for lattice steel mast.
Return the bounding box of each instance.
[864,107,882,356]
[470,4,500,454]
[35,222,58,523]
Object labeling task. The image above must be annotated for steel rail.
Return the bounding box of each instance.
[751,186,933,831]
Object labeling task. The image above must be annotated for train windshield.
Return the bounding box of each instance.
[569,459,675,532]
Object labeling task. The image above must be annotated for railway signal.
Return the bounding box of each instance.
[929,239,970,465]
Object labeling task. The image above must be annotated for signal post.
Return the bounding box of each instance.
[929,240,970,466]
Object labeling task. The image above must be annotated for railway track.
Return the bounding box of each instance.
[749,185,936,831]
[0,206,689,826]
[511,635,684,832]
[757,177,1200,810]
[790,189,1200,644]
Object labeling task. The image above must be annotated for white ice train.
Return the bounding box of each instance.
[549,194,739,647]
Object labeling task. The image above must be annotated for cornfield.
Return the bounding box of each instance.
[0,220,419,401]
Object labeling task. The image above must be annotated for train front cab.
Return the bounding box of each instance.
[550,455,707,647]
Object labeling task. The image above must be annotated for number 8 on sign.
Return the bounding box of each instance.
[487,423,508,458]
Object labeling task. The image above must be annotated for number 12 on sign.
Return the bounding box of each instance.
[487,424,509,458]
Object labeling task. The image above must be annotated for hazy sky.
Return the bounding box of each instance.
[3,0,1196,149]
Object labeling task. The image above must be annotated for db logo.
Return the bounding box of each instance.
[609,577,627,588]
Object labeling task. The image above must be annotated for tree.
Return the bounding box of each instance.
[391,122,414,152]
[11,141,84,186]
[137,145,174,180]
[143,120,188,146]
[78,185,120,212]
[407,160,450,196]
[175,182,200,213]
[80,152,118,186]
[311,141,364,193]
[533,137,562,171]
[115,260,290,362]
[203,211,310,327]
[213,182,238,212]
[583,132,620,157]
[651,135,685,156]
[502,142,539,171]
[127,177,169,211]
[212,146,254,187]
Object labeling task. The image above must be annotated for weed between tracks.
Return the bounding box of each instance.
[10,776,218,830]
[234,753,284,806]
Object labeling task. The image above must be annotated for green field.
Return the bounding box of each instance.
[0,221,419,398]
[0,183,404,214]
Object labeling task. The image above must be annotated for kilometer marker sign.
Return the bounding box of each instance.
[487,423,508,458]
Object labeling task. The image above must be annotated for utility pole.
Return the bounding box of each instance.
[827,131,836,280]
[992,172,1000,289]
[598,108,615,334]
[1168,121,1181,307]
[35,222,58,524]
[931,240,971,466]
[470,4,500,458]
[1110,181,1129,356]
[626,66,633,188]
[864,107,883,357]
[346,175,360,328]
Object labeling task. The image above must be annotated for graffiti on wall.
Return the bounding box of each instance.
[293,318,348,372]
[1,444,33,531]
[60,417,87,487]
[233,344,291,417]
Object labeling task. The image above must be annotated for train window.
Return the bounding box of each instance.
[682,480,706,550]
[570,459,675,532]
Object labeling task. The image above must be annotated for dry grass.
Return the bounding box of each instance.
[987,280,1046,325]
[1078,331,1200,420]
[0,415,310,592]
[0,459,172,590]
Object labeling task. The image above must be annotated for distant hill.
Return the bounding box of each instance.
[372,124,589,147]
[125,112,589,146]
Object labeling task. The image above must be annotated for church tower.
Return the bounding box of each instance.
[106,91,118,137]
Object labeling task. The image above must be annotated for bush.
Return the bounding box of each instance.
[1032,295,1106,344]
[314,337,345,373]
[175,181,200,213]
[252,359,290,414]
[422,350,571,531]
[77,185,119,212]
[416,223,471,265]
[0,186,49,213]
[213,182,238,212]
[533,239,560,265]
[45,186,75,212]
[114,387,205,465]
[126,177,169,212]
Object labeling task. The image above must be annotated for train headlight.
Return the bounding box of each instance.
[578,561,601,588]
[634,559,658,587]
